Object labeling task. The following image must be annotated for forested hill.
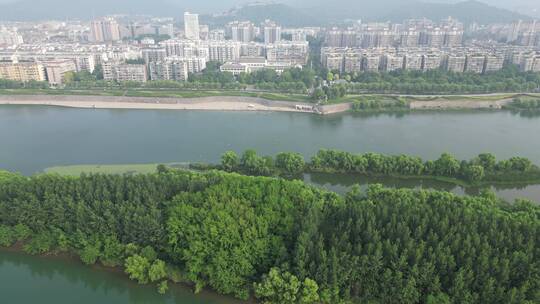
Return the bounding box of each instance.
[0,169,538,303]
[0,0,530,24]
[205,1,530,26]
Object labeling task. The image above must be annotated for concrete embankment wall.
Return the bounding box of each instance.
[317,103,353,115]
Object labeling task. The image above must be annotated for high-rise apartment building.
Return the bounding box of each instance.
[184,12,200,40]
[160,39,207,58]
[208,41,241,63]
[362,55,381,72]
[403,54,423,70]
[149,56,206,81]
[422,54,442,70]
[90,18,121,42]
[262,20,281,44]
[142,47,167,63]
[265,41,309,65]
[209,29,225,41]
[229,21,257,43]
[483,55,504,73]
[443,54,466,72]
[400,30,419,47]
[382,54,404,71]
[343,53,362,73]
[465,55,486,73]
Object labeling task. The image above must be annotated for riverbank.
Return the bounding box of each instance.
[1,91,539,114]
[0,94,318,113]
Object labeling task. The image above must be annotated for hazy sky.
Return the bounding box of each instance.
[0,0,538,19]
[0,0,537,8]
[0,0,537,5]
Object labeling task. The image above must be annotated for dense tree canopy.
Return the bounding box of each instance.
[342,66,540,95]
[0,169,538,303]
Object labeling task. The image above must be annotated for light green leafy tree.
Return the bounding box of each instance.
[125,254,150,284]
[149,259,167,282]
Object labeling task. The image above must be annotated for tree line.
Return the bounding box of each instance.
[339,66,540,95]
[504,97,540,110]
[0,79,49,89]
[350,96,409,111]
[0,168,538,303]
[218,149,540,184]
[189,62,316,94]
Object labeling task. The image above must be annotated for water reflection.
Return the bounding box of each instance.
[304,172,540,204]
[510,109,540,119]
[0,250,243,304]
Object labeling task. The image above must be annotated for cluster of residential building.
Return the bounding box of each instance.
[325,18,464,48]
[0,42,142,84]
[320,18,540,74]
[0,12,310,84]
[0,28,24,47]
[0,57,78,85]
[321,46,540,74]
[471,20,540,47]
[142,38,308,81]
[0,15,539,85]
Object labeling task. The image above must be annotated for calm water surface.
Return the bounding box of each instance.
[2,106,540,174]
[2,105,540,203]
[304,173,540,203]
[0,250,242,304]
[1,105,540,302]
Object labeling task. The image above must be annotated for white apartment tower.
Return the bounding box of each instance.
[263,20,281,44]
[184,12,200,40]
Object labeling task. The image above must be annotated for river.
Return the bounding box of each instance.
[2,105,540,302]
[2,105,540,202]
[0,249,242,304]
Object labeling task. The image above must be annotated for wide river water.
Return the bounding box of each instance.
[2,105,540,202]
[1,105,540,303]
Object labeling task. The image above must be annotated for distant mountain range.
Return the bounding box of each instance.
[0,0,532,25]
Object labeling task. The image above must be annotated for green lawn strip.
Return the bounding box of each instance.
[44,164,161,176]
[0,88,311,103]
[43,163,195,176]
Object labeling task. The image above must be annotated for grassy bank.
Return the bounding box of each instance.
[44,163,193,176]
[45,164,161,175]
[2,88,537,107]
[0,88,312,103]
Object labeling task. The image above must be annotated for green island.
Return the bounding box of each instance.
[43,150,540,187]
[187,149,540,187]
[0,167,538,304]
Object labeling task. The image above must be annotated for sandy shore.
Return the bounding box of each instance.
[0,95,318,113]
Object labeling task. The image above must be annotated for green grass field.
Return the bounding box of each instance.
[44,164,161,176]
[44,163,194,176]
[0,88,312,103]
